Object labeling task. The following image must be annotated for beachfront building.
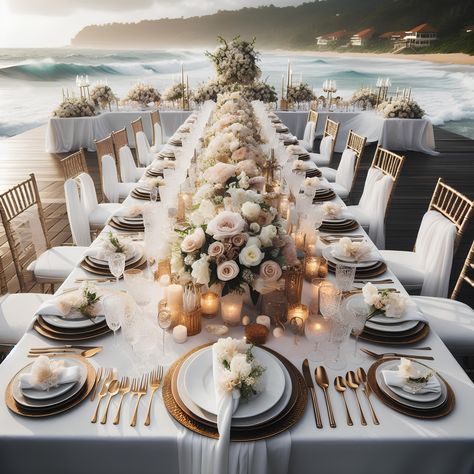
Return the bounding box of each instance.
[379,31,406,42]
[316,30,347,46]
[404,23,438,47]
[350,28,374,46]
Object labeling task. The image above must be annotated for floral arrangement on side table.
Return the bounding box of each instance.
[286,83,316,104]
[126,83,161,107]
[350,87,378,110]
[163,83,187,103]
[52,97,96,118]
[90,84,117,109]
[378,98,425,119]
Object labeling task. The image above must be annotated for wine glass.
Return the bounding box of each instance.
[305,315,329,362]
[102,295,124,347]
[335,264,356,292]
[124,269,152,312]
[150,186,159,203]
[157,305,172,366]
[325,318,350,370]
[319,284,342,321]
[108,252,126,290]
[347,299,371,362]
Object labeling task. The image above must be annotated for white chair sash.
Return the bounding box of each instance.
[101,154,121,203]
[136,131,153,166]
[303,121,315,146]
[335,149,356,192]
[415,210,457,297]
[319,136,333,162]
[77,172,99,217]
[119,145,143,182]
[152,122,164,147]
[64,178,91,247]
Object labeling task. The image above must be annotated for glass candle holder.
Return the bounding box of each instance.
[288,303,309,324]
[220,292,243,326]
[285,265,304,305]
[200,291,219,318]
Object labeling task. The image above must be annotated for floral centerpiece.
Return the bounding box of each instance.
[90,84,117,109]
[52,97,96,118]
[378,98,424,119]
[215,337,265,399]
[362,282,409,318]
[287,83,315,104]
[193,80,238,104]
[350,88,378,110]
[126,83,161,107]
[242,81,278,104]
[163,83,187,103]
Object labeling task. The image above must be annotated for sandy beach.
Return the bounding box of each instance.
[272,50,474,66]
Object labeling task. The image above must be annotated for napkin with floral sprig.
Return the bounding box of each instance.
[331,237,380,262]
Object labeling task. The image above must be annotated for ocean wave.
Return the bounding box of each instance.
[0,119,46,138]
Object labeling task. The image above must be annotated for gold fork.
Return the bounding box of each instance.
[145,367,163,426]
[130,374,148,427]
[90,367,104,401]
[91,370,114,423]
[113,377,131,425]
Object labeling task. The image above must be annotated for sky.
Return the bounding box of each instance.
[0,0,308,48]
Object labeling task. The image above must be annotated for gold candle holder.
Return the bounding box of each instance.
[155,259,171,281]
[288,303,309,327]
[181,307,202,336]
[285,265,304,305]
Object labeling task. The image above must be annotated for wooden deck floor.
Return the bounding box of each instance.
[0,124,472,306]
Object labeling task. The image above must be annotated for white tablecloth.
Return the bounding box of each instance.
[2,113,471,474]
[46,110,192,153]
[276,110,437,155]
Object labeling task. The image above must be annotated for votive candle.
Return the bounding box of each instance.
[221,293,243,326]
[172,325,188,344]
[288,304,309,324]
[200,291,219,318]
[304,256,320,280]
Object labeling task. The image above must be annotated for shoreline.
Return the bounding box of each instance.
[269,49,474,66]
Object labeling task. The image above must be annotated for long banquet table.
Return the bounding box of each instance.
[276,110,438,156]
[3,112,473,474]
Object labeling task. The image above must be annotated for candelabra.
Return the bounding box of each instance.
[76,75,90,100]
[375,77,391,105]
[322,80,337,111]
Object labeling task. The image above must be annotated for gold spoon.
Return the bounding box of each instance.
[345,371,367,426]
[100,380,120,424]
[334,376,353,426]
[315,366,336,428]
[28,347,102,358]
[356,368,380,425]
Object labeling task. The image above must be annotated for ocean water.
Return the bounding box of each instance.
[0,48,473,139]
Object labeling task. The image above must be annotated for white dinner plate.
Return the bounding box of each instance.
[88,246,143,268]
[365,319,419,333]
[177,348,291,427]
[322,247,379,269]
[375,360,447,409]
[183,346,286,418]
[13,357,87,408]
[41,313,105,329]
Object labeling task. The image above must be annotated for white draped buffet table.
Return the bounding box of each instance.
[4,114,472,474]
[276,110,437,156]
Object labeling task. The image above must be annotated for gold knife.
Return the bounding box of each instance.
[302,359,323,429]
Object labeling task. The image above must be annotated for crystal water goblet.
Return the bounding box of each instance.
[108,252,126,290]
[335,263,356,292]
[102,294,124,347]
[347,300,371,362]
[305,315,330,362]
[325,318,350,370]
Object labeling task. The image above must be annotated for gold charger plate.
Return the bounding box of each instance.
[319,221,360,233]
[36,316,108,335]
[328,261,387,278]
[163,344,307,441]
[109,219,145,232]
[305,169,322,178]
[80,255,147,276]
[360,322,430,345]
[313,190,336,202]
[33,320,111,341]
[5,354,96,418]
[367,357,455,419]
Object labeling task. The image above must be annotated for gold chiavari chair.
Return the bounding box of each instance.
[131,117,144,137]
[150,110,164,148]
[112,128,129,155]
[95,134,116,190]
[0,174,85,292]
[427,178,474,252]
[451,241,474,300]
[60,148,88,180]
[308,110,319,125]
[323,117,340,142]
[345,129,367,194]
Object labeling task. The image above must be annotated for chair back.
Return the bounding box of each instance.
[428,178,473,251]
[302,121,316,149]
[64,178,91,247]
[135,131,153,166]
[319,136,334,163]
[0,174,50,291]
[112,128,129,156]
[101,155,120,203]
[452,241,474,300]
[60,149,88,180]
[150,110,163,147]
[131,117,144,137]
[344,129,367,194]
[95,135,115,189]
[119,146,140,182]
[308,110,318,125]
[323,118,340,141]
[77,173,99,216]
[0,253,7,295]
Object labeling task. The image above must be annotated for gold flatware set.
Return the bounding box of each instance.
[90,367,163,426]
[28,346,102,358]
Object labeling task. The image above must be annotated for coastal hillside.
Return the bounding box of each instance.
[71,0,474,53]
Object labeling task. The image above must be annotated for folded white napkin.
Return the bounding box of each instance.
[332,237,380,262]
[213,344,240,474]
[20,356,81,391]
[382,370,441,395]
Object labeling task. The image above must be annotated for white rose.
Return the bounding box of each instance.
[239,244,264,267]
[229,353,252,378]
[207,211,246,240]
[191,254,210,286]
[259,224,277,247]
[247,236,262,248]
[362,282,380,307]
[180,227,205,253]
[384,293,408,318]
[241,201,261,222]
[217,260,240,282]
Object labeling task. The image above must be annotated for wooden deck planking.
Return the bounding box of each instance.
[0,123,472,307]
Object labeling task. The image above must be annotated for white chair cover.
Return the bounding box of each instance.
[101,154,120,203]
[64,178,91,247]
[319,136,333,162]
[335,149,356,192]
[119,146,145,182]
[301,121,316,151]
[77,172,99,217]
[151,122,164,152]
[135,131,154,166]
[415,210,457,297]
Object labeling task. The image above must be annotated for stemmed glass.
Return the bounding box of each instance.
[124,269,152,313]
[348,300,371,362]
[157,304,172,366]
[319,283,342,351]
[335,264,356,292]
[108,253,126,290]
[305,315,329,362]
[102,295,124,347]
[150,186,159,203]
[325,318,350,370]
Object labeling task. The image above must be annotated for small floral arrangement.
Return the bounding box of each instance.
[215,337,265,399]
[398,358,433,383]
[163,83,187,102]
[287,83,315,104]
[97,231,134,260]
[126,83,161,107]
[52,97,96,118]
[292,160,312,171]
[350,88,378,110]
[56,283,102,319]
[303,177,320,195]
[362,282,409,318]
[193,80,239,104]
[322,201,342,219]
[147,177,165,188]
[378,98,424,119]
[333,237,373,262]
[242,81,278,103]
[206,36,261,86]
[90,84,117,108]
